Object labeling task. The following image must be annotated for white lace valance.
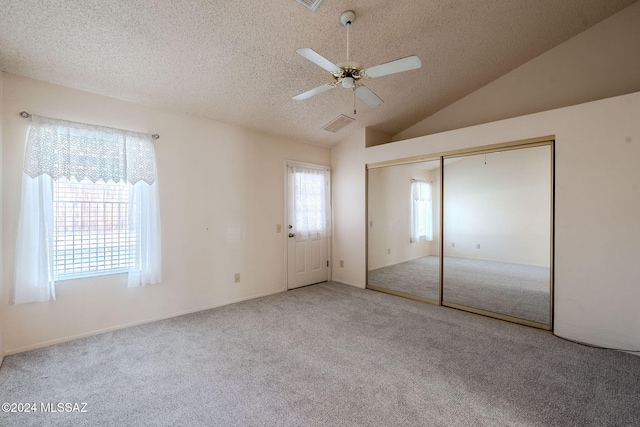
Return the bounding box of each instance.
[412,179,431,202]
[23,115,156,185]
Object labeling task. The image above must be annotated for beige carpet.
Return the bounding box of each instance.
[368,256,550,324]
[0,282,638,426]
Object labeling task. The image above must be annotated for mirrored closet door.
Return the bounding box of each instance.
[367,159,441,303]
[442,145,552,328]
[366,138,553,330]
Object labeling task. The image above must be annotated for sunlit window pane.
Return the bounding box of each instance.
[52,177,135,279]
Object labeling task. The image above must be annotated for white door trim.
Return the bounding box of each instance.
[283,160,332,290]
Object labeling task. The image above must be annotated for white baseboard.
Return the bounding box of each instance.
[331,280,366,290]
[5,288,285,356]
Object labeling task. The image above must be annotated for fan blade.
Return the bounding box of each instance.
[355,85,383,108]
[364,55,421,78]
[293,84,335,101]
[296,48,341,74]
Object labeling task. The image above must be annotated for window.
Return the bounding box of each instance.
[411,180,433,243]
[52,178,134,279]
[14,115,161,304]
[290,166,330,240]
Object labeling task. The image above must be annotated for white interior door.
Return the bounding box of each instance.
[286,163,330,289]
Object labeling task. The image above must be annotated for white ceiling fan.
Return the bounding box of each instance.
[293,10,421,110]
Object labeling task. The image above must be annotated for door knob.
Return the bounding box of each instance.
[288,233,295,238]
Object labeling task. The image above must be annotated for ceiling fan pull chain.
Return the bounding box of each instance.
[354,90,357,115]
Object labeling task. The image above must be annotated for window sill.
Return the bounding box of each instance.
[54,269,129,283]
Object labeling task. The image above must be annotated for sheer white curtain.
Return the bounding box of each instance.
[291,166,331,240]
[14,174,55,304]
[14,115,161,304]
[127,180,162,287]
[410,180,433,243]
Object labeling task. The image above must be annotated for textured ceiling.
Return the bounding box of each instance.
[0,0,637,147]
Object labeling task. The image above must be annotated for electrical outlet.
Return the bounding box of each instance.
[388,249,391,255]
[234,273,240,283]
[451,242,455,247]
[476,243,481,249]
[340,260,344,268]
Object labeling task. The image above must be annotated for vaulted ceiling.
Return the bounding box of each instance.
[0,0,637,146]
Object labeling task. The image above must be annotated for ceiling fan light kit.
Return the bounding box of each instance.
[293,10,422,111]
[341,76,355,89]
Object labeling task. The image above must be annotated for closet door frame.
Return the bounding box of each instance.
[366,135,555,330]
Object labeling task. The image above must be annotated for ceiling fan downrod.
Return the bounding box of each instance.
[341,10,355,62]
[339,10,359,90]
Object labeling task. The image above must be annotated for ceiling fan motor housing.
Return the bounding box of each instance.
[334,61,364,88]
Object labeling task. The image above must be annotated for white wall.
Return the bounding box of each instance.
[331,91,640,351]
[443,146,551,266]
[368,162,439,270]
[330,129,366,288]
[1,73,330,354]
[394,1,640,140]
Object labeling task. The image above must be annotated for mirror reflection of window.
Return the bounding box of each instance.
[410,180,433,243]
[367,160,441,303]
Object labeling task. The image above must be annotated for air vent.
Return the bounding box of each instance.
[295,0,323,11]
[322,114,355,133]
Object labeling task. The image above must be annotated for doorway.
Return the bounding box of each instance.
[285,162,331,289]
